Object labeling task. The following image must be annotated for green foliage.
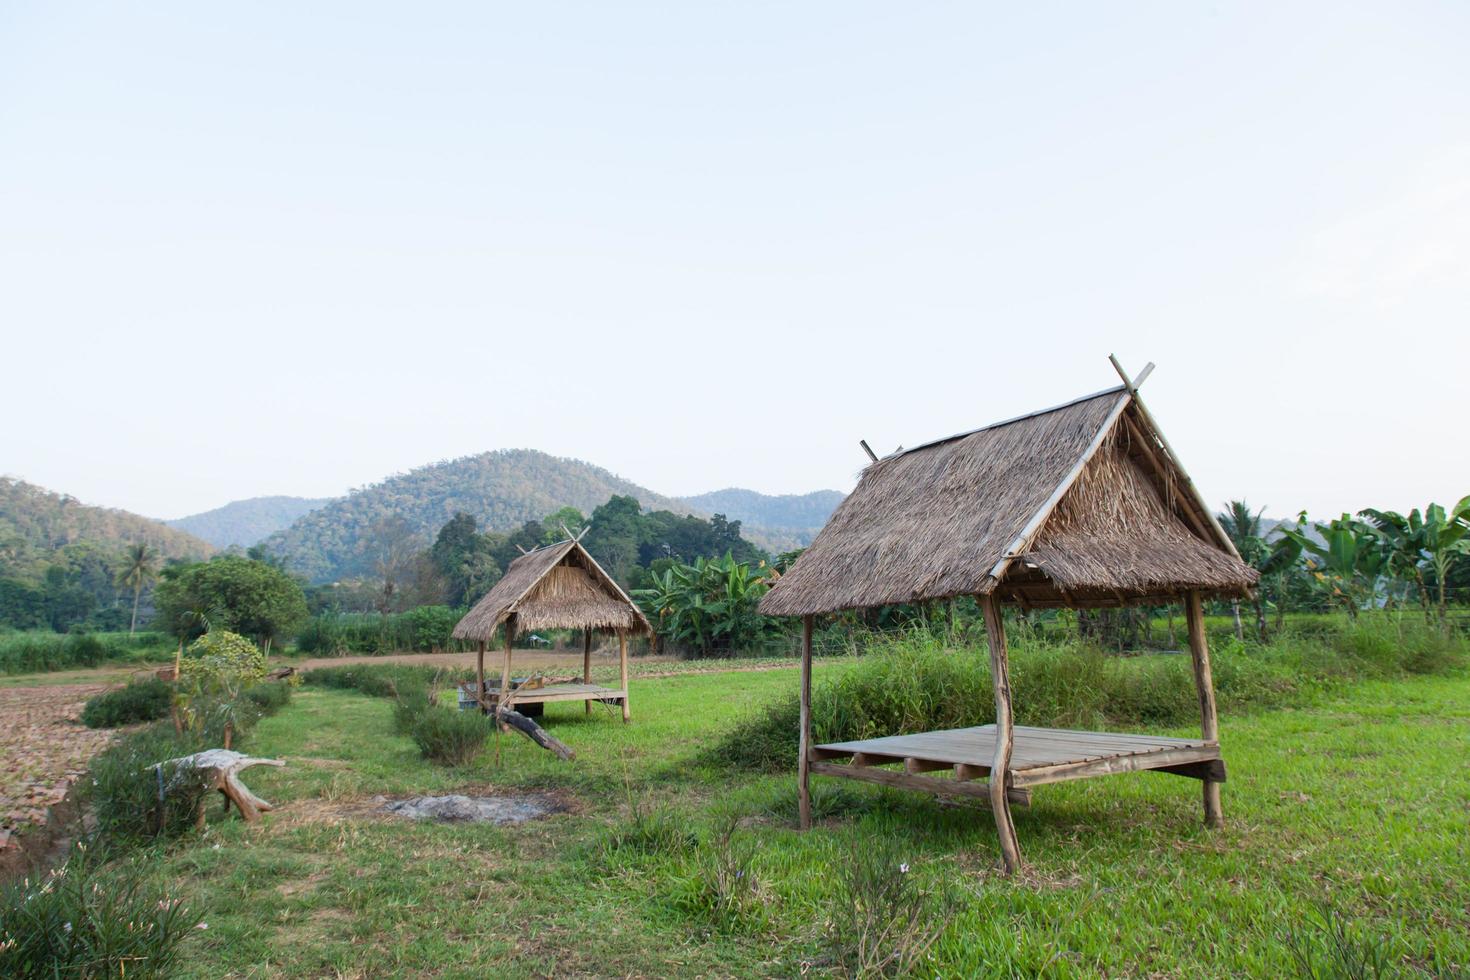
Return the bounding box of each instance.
[181,629,267,686]
[634,552,778,655]
[1278,905,1401,980]
[594,804,698,863]
[405,705,494,765]
[80,678,174,729]
[0,630,172,675]
[428,513,502,606]
[296,606,468,656]
[83,722,213,842]
[242,679,293,716]
[825,839,950,978]
[0,848,202,979]
[303,662,463,700]
[153,556,308,648]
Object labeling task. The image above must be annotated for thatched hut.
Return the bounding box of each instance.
[758,362,1258,873]
[452,537,651,723]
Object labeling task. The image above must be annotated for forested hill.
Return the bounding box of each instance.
[166,495,330,548]
[261,449,694,583]
[678,488,845,546]
[0,477,214,577]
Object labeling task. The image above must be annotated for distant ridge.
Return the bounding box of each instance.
[0,477,214,571]
[167,495,331,549]
[678,488,844,549]
[261,449,696,583]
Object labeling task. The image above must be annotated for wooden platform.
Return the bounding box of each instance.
[810,725,1224,805]
[460,681,627,708]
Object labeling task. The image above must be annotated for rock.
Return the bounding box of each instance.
[381,794,559,824]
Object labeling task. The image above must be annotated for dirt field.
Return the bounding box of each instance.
[0,684,113,849]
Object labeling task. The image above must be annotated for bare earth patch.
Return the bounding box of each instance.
[0,684,114,849]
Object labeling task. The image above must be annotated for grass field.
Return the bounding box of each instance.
[115,662,1469,978]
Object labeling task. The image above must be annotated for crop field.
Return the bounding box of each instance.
[97,663,1470,978]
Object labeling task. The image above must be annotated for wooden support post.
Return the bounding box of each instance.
[618,630,630,723]
[476,641,487,714]
[1185,591,1224,827]
[583,629,592,715]
[798,614,814,830]
[500,627,514,727]
[980,594,1022,874]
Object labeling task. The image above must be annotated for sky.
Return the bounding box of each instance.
[1,2,1466,524]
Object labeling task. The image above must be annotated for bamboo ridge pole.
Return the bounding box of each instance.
[798,615,813,830]
[1185,591,1223,827]
[980,594,1022,874]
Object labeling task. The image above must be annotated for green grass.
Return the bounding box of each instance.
[96,657,1470,978]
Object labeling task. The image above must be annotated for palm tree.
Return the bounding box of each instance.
[115,543,160,635]
[1217,501,1265,641]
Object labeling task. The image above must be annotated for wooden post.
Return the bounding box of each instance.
[500,626,515,725]
[583,629,593,715]
[1185,591,1224,827]
[798,614,813,830]
[476,641,487,714]
[618,630,630,722]
[980,594,1022,874]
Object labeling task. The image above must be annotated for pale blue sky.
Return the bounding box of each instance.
[2,2,1466,522]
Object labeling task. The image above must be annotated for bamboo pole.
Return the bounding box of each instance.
[618,631,630,722]
[500,626,514,726]
[798,614,813,830]
[583,629,593,715]
[1185,591,1223,827]
[476,641,487,714]
[980,594,1022,874]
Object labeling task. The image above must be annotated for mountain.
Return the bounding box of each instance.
[679,488,844,549]
[166,496,331,549]
[260,449,697,583]
[0,477,214,578]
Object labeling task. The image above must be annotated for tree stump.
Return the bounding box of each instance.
[155,750,286,827]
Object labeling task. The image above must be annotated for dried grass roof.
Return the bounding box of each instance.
[452,538,651,639]
[759,387,1257,616]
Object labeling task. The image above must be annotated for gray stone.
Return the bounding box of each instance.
[381,794,559,824]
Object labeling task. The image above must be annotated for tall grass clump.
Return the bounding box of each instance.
[0,847,203,978]
[711,616,1468,772]
[0,630,173,675]
[295,607,466,656]
[304,663,463,700]
[824,838,950,978]
[667,815,770,934]
[83,723,214,843]
[406,706,494,765]
[80,677,174,729]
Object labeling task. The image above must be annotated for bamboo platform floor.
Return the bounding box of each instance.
[461,681,626,707]
[811,725,1223,802]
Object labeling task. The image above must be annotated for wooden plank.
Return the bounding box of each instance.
[810,760,1032,807]
[1187,591,1224,827]
[798,615,813,831]
[905,758,951,774]
[1010,744,1222,788]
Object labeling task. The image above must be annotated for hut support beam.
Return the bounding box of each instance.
[476,641,487,714]
[583,629,592,715]
[500,628,515,726]
[1185,591,1224,827]
[618,630,630,723]
[980,594,1022,874]
[798,614,813,830]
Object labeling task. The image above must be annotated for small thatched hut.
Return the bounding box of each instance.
[758,362,1258,873]
[452,537,651,723]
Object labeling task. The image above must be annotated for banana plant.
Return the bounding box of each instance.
[1279,513,1389,619]
[1364,498,1470,631]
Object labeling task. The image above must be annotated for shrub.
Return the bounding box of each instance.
[595,804,698,863]
[825,839,949,978]
[242,680,292,716]
[304,663,463,700]
[668,816,769,934]
[295,607,469,656]
[0,848,202,978]
[84,723,213,843]
[80,678,174,729]
[408,706,493,765]
[181,630,266,686]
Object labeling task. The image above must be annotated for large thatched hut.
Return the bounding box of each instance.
[758,363,1258,873]
[452,536,650,723]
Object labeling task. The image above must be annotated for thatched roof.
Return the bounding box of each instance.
[759,386,1257,616]
[452,538,651,640]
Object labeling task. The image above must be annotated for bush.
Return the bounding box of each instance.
[407,706,493,765]
[242,680,292,716]
[0,848,202,978]
[181,630,266,686]
[80,678,174,729]
[305,663,468,701]
[667,816,770,934]
[84,723,213,843]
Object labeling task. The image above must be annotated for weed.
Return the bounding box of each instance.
[824,839,950,978]
[669,815,770,934]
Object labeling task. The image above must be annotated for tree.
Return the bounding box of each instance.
[153,556,308,653]
[115,543,160,635]
[1361,496,1470,632]
[1217,501,1265,640]
[1280,514,1388,620]
[428,513,502,607]
[633,553,776,656]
